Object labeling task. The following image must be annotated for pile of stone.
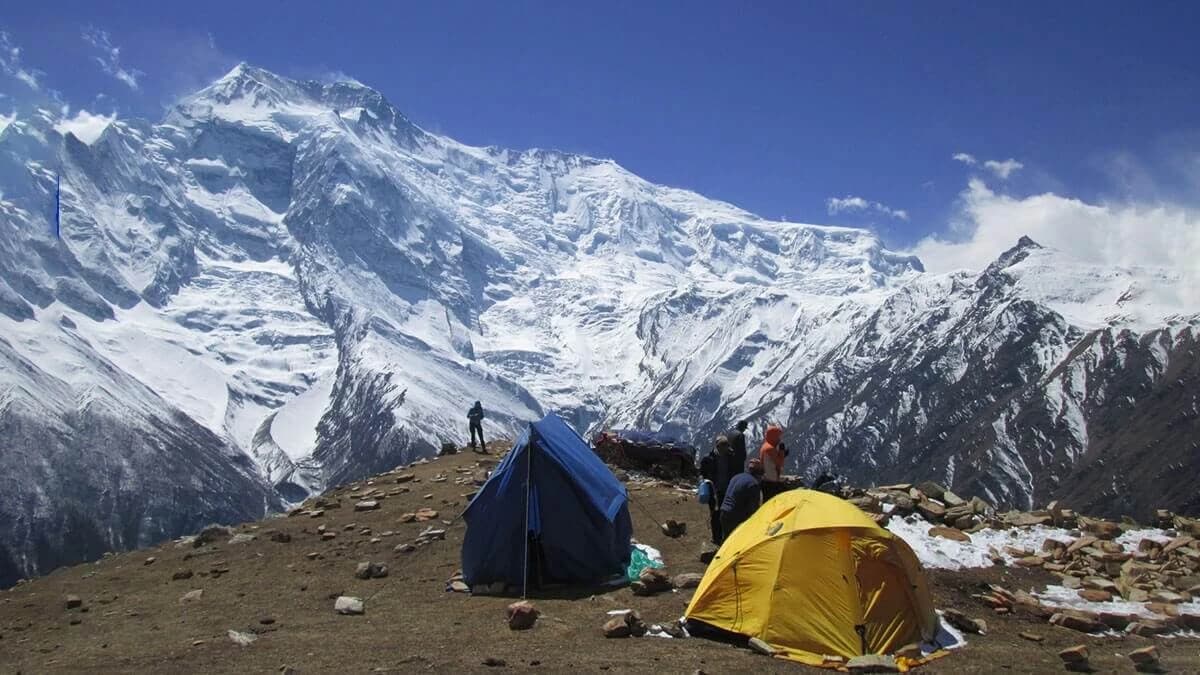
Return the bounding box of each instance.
[977,561,1200,637]
[845,481,994,531]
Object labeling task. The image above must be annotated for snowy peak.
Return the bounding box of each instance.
[984,238,1198,330]
[1,63,1197,588]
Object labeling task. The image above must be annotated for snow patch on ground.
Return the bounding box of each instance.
[887,515,1075,570]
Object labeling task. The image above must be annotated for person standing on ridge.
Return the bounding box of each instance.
[468,401,486,452]
[699,435,738,544]
[728,420,749,471]
[759,424,786,502]
[720,458,764,540]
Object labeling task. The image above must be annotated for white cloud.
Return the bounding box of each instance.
[54,108,116,144]
[0,111,14,135]
[0,31,41,90]
[82,27,142,90]
[907,179,1200,285]
[826,195,909,220]
[953,152,1025,179]
[983,158,1024,179]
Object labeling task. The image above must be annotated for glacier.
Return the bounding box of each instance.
[0,64,1197,586]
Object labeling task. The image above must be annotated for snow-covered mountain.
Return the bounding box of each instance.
[1,64,1197,585]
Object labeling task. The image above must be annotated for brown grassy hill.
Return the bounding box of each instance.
[1,444,1196,674]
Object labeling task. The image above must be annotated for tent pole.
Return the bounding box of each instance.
[522,431,532,599]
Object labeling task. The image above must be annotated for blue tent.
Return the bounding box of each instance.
[462,412,633,591]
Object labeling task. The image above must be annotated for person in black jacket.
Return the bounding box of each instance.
[468,401,485,452]
[728,420,749,471]
[699,435,738,544]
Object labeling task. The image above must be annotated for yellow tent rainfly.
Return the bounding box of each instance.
[684,489,943,669]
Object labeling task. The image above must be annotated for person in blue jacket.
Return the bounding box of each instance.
[720,458,764,540]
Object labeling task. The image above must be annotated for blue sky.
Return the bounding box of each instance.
[3,1,1200,267]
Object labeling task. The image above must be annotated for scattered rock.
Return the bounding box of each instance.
[180,589,204,603]
[448,581,470,593]
[1097,611,1137,630]
[928,526,971,543]
[1078,589,1113,602]
[747,636,778,656]
[227,629,257,647]
[172,570,194,581]
[1147,589,1185,604]
[354,500,380,512]
[1126,645,1160,669]
[1081,576,1119,593]
[506,601,539,630]
[915,481,947,501]
[1125,619,1171,637]
[1058,644,1089,666]
[354,561,389,580]
[846,654,899,673]
[65,595,83,610]
[394,543,416,554]
[321,532,337,541]
[942,609,986,634]
[672,572,703,589]
[1018,631,1044,642]
[1007,512,1053,527]
[941,490,965,507]
[1050,611,1104,633]
[144,556,157,566]
[603,616,632,638]
[415,508,439,521]
[699,543,718,564]
[193,524,234,547]
[632,567,672,595]
[915,500,946,522]
[603,610,647,638]
[228,533,257,545]
[334,596,364,615]
[482,657,506,667]
[1082,518,1121,540]
[661,520,687,538]
[269,531,292,543]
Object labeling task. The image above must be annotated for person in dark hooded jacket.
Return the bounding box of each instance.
[727,420,749,472]
[468,401,485,452]
[699,435,738,544]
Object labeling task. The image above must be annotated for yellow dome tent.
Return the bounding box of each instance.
[684,489,941,668]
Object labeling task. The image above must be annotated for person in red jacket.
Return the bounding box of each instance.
[758,424,786,502]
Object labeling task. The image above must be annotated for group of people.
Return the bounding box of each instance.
[465,402,788,545]
[698,420,790,545]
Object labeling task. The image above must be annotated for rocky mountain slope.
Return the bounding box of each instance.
[0,64,1196,585]
[0,450,1196,674]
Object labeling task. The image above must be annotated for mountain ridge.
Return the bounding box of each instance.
[0,64,1196,587]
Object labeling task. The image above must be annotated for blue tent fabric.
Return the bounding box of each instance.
[462,412,633,588]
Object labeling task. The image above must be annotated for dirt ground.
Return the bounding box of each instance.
[1,446,1196,674]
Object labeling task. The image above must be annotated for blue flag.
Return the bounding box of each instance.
[54,173,61,238]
